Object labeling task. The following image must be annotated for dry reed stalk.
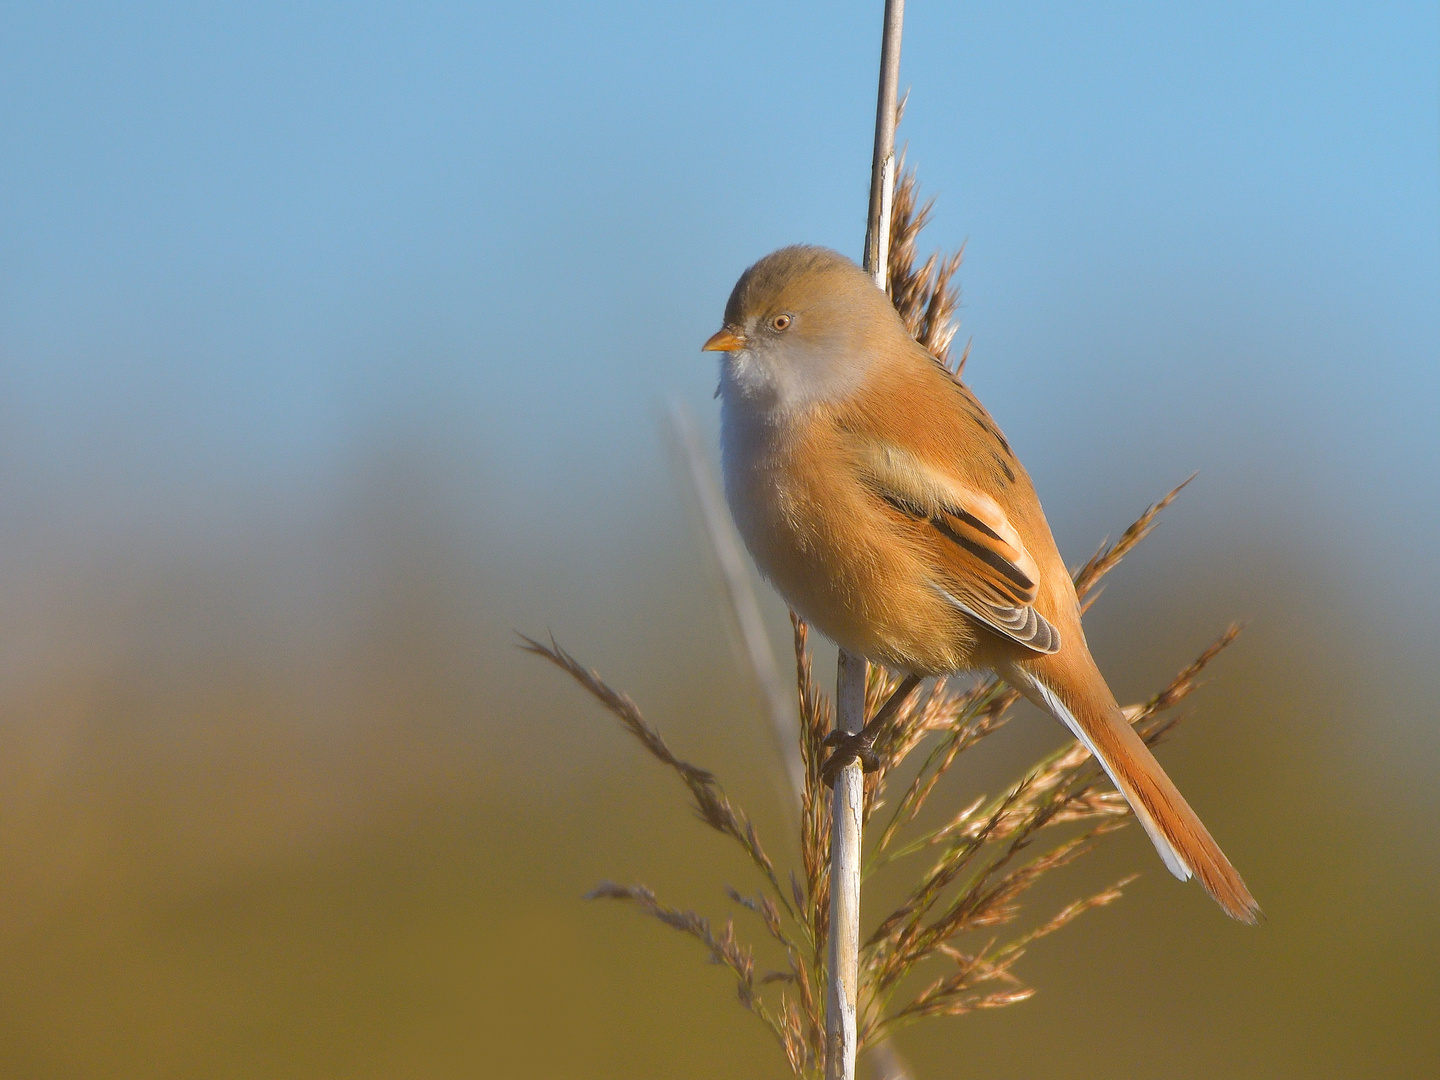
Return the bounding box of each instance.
[829,5,906,1077]
[823,6,898,1077]
[666,397,805,809]
[827,649,869,1078]
[526,29,1245,1079]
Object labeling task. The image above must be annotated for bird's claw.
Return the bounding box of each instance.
[820,731,881,787]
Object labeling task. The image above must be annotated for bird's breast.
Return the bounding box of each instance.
[719,397,977,674]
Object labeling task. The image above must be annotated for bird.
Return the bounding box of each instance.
[702,244,1259,923]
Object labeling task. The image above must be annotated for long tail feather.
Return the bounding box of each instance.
[1004,660,1260,924]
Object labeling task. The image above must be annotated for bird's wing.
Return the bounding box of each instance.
[848,438,1061,654]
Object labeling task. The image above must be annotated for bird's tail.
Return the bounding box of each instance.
[1003,653,1260,924]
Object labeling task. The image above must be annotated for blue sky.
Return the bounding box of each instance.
[1,2,1436,613]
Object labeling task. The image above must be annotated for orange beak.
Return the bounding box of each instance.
[702,327,746,352]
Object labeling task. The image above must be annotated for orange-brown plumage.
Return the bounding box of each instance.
[709,245,1259,923]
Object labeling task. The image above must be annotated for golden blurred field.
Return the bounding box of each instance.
[0,448,1434,1079]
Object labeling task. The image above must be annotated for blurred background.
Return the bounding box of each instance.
[1,2,1437,1076]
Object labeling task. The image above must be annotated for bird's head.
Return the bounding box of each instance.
[703,245,903,412]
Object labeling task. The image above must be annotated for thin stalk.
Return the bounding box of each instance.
[864,0,906,293]
[829,4,904,1079]
[827,650,868,1078]
[666,398,805,811]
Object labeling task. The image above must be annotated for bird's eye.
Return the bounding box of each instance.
[771,314,792,331]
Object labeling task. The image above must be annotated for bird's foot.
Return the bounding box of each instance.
[817,673,925,788]
[820,730,881,787]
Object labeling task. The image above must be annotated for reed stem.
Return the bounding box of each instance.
[828,4,904,1078]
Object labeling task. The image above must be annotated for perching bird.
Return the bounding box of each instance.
[703,244,1259,923]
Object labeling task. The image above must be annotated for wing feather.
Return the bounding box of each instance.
[853,439,1061,655]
